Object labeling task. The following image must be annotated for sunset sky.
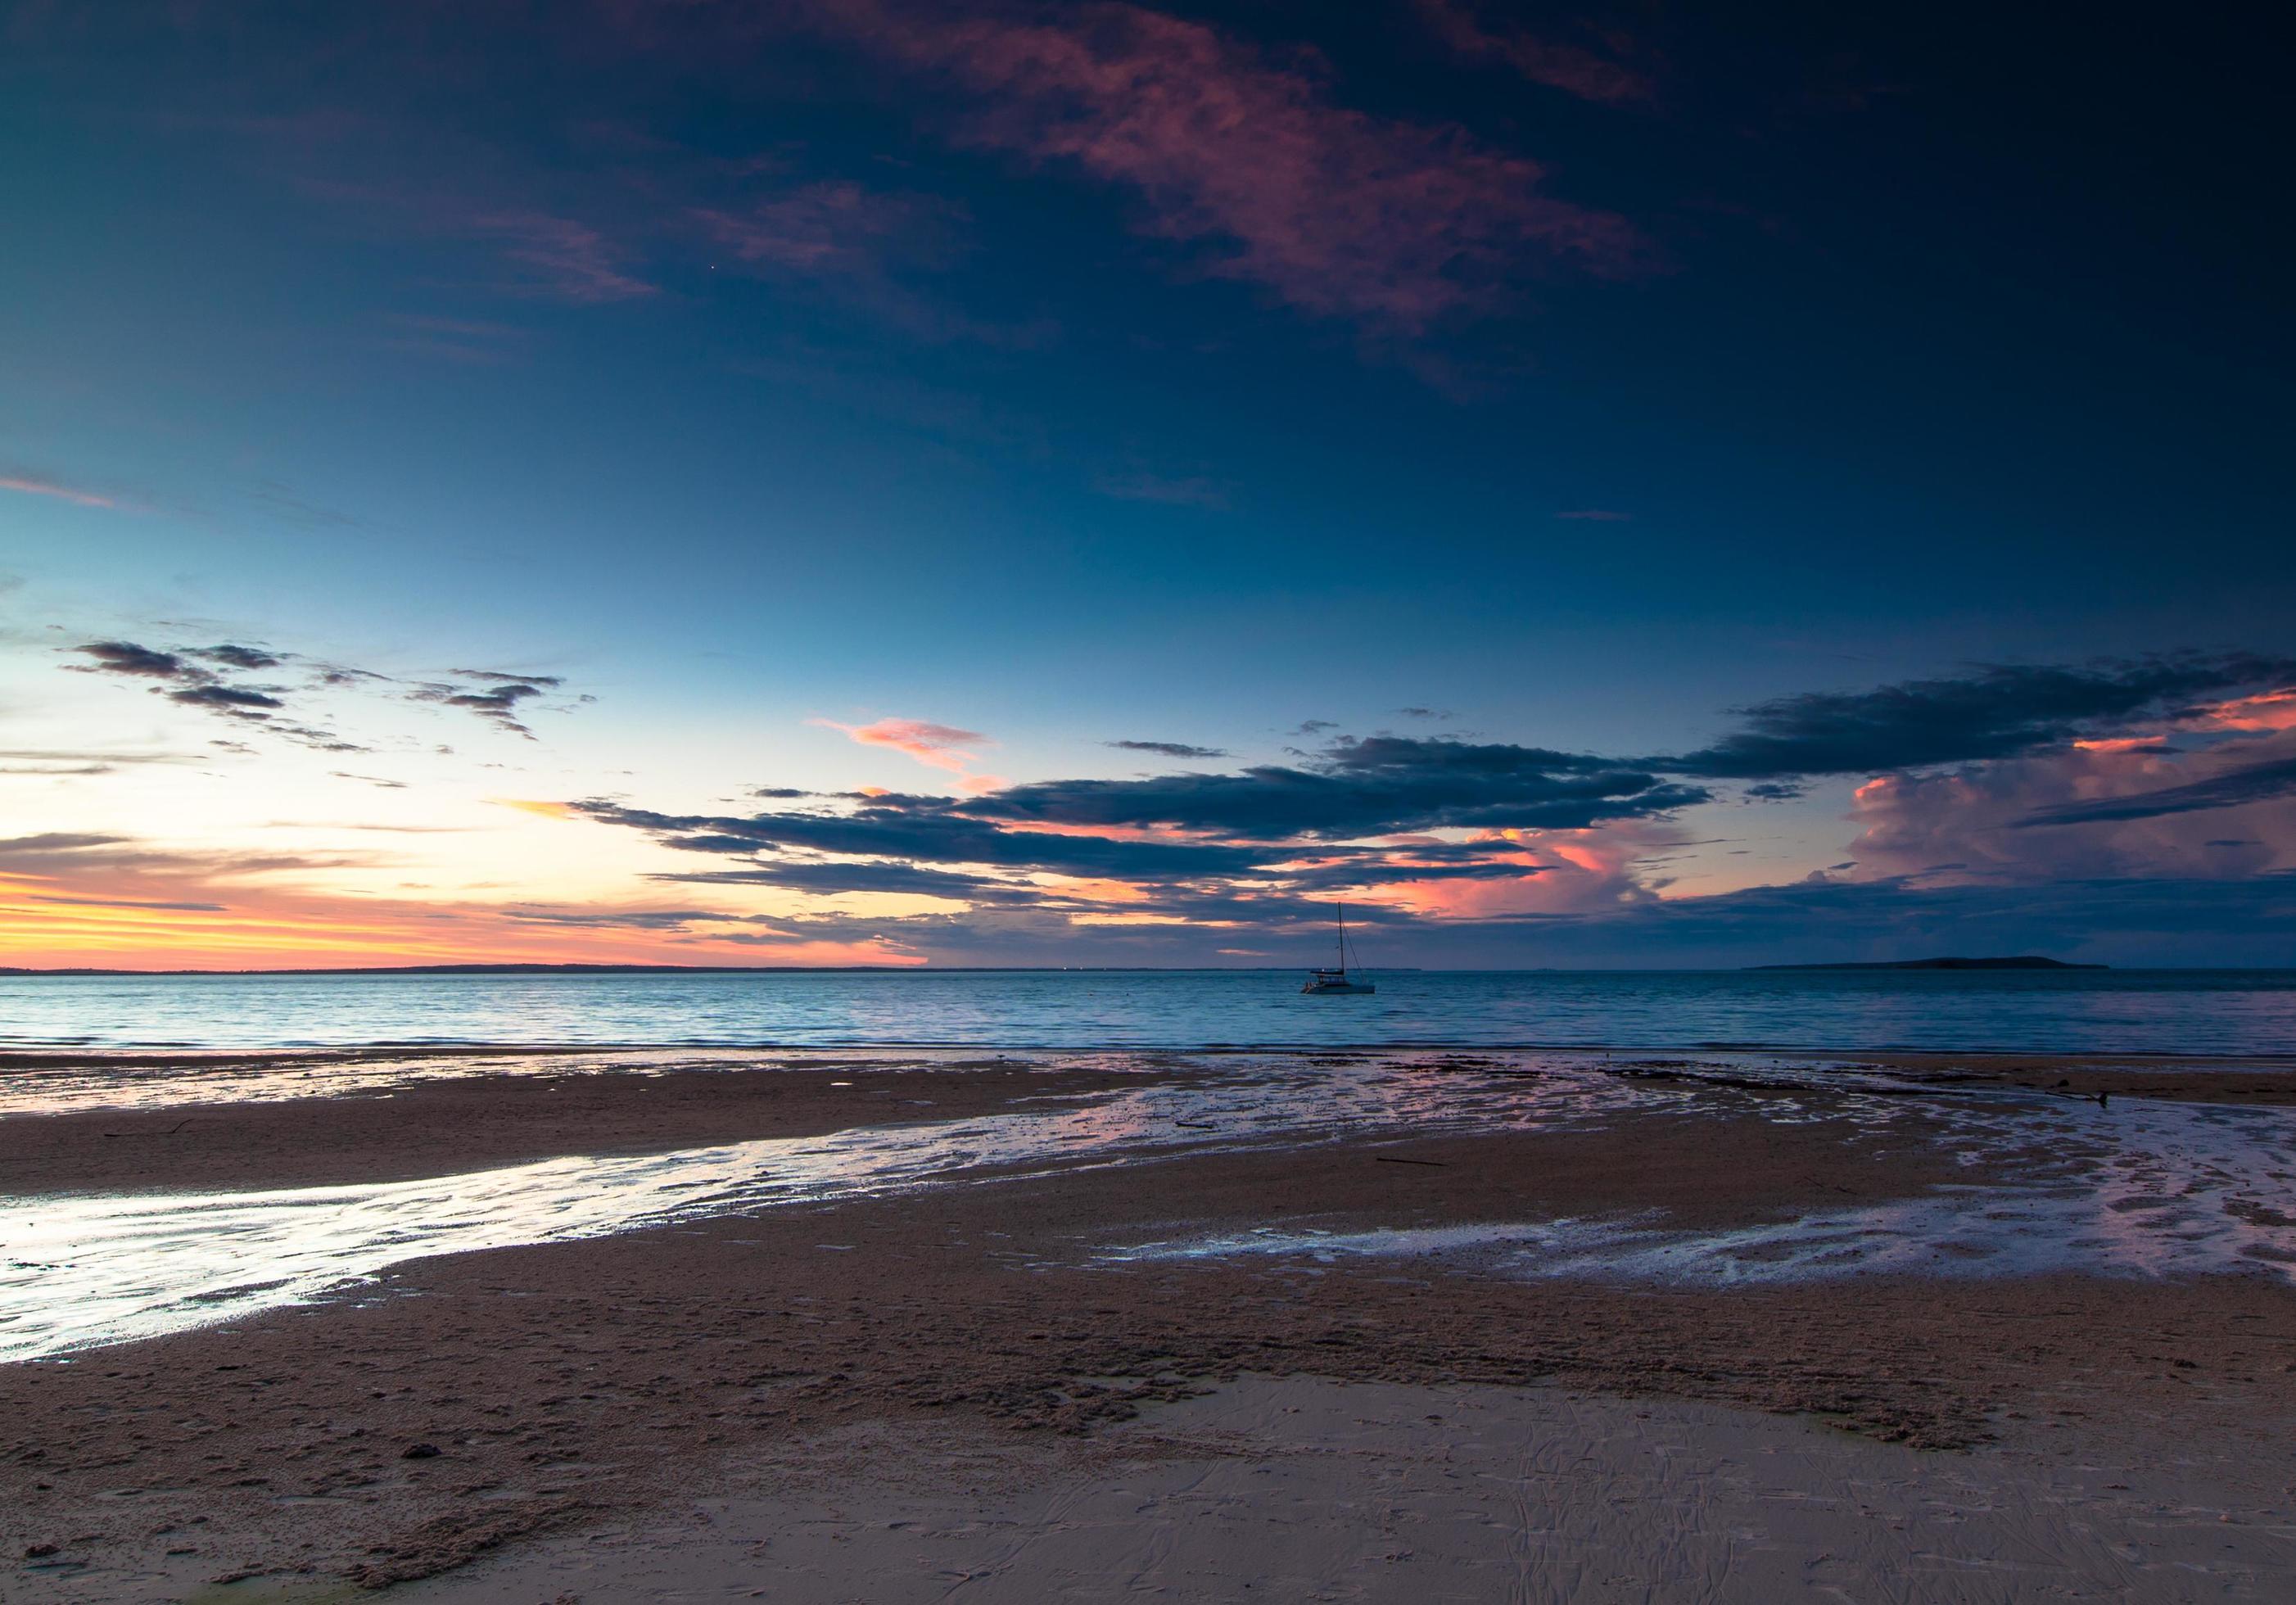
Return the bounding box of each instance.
[3,2,2290,969]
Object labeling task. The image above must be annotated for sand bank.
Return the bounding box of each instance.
[0,1056,1168,1195]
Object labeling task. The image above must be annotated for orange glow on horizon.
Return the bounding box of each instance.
[0,877,924,971]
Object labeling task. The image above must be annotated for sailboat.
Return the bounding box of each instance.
[1301,902,1375,994]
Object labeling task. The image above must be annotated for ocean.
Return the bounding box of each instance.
[3,966,2294,1055]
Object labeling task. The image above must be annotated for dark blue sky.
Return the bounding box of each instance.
[4,2,2291,967]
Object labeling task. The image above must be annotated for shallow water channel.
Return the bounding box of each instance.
[5,1052,2294,1363]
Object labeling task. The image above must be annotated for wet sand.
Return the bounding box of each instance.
[0,1056,1167,1194]
[5,1048,2296,1597]
[7,1043,2293,1199]
[1733,1047,2296,1105]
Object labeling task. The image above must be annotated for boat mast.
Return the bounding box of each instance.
[1337,902,1346,975]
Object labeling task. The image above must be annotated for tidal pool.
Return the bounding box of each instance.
[5,1052,2292,1363]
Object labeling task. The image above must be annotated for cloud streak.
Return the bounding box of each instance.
[2014,754,2296,829]
[816,0,1643,332]
[1674,655,2296,779]
[468,211,658,304]
[1416,0,1653,105]
[0,472,117,509]
[1107,739,1228,759]
[814,717,993,777]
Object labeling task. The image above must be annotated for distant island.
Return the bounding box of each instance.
[1749,956,2108,972]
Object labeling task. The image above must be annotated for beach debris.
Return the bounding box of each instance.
[1374,1155,1448,1168]
[24,1544,59,1558]
[400,1443,441,1459]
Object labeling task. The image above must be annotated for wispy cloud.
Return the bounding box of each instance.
[409,669,568,738]
[66,638,586,745]
[812,0,1644,332]
[697,180,963,275]
[694,179,1029,342]
[2015,753,2296,830]
[30,893,229,912]
[74,640,188,678]
[1415,0,1653,106]
[813,716,993,776]
[169,683,287,712]
[2194,688,2296,734]
[1107,739,1228,759]
[0,748,203,778]
[468,211,658,305]
[68,640,305,735]
[377,314,529,366]
[0,472,117,509]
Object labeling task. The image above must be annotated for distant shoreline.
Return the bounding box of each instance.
[1747,956,2109,972]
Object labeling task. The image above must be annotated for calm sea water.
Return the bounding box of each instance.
[2,968,2294,1054]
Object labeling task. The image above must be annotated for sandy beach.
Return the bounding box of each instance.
[6,1047,2296,1599]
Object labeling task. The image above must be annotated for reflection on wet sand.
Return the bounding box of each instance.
[4,1050,2294,1363]
[1110,1076,2296,1284]
[1,1057,1602,1360]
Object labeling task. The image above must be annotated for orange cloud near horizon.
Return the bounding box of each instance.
[2195,688,2296,733]
[0,874,922,972]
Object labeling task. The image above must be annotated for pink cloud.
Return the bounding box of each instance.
[469,212,658,304]
[694,179,1033,341]
[697,179,1048,344]
[814,716,992,775]
[697,181,961,274]
[811,0,1644,331]
[1416,0,1653,106]
[0,472,115,509]
[1367,819,1694,920]
[1846,735,2296,882]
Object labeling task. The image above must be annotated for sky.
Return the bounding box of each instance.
[2,0,2291,970]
